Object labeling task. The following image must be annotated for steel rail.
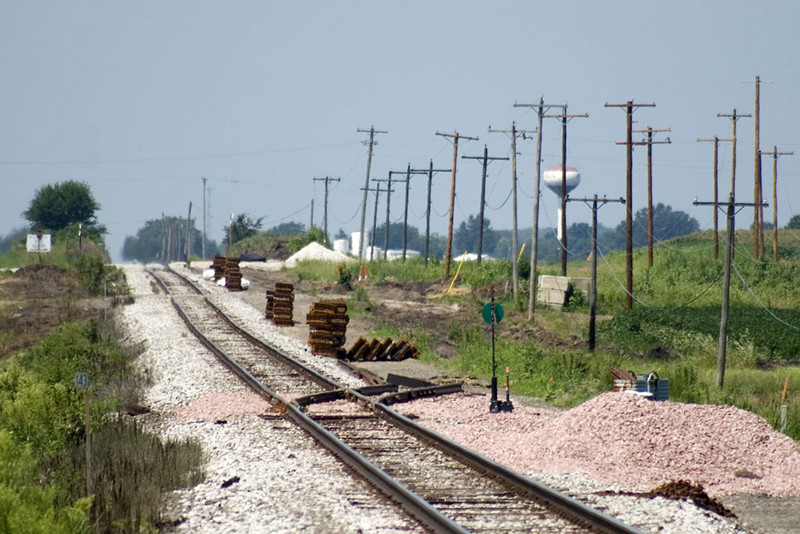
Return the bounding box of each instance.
[147,266,642,533]
[349,390,644,534]
[146,266,472,533]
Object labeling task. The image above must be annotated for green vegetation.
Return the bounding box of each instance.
[281,228,800,441]
[0,321,204,533]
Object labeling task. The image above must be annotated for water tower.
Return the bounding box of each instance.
[543,165,580,243]
[542,165,580,196]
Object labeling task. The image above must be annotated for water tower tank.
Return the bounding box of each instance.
[543,165,580,195]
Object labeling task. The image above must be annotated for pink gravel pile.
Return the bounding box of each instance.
[396,392,800,497]
[172,392,274,421]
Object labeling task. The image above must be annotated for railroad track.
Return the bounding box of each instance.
[147,265,643,534]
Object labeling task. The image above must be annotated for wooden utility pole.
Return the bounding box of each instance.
[375,172,403,259]
[631,127,671,267]
[606,101,656,309]
[463,146,508,265]
[694,195,764,388]
[717,109,750,260]
[313,176,341,245]
[746,76,772,257]
[761,147,794,260]
[514,97,562,319]
[717,109,751,199]
[488,123,534,297]
[697,137,734,260]
[436,131,478,276]
[568,195,625,350]
[420,161,451,266]
[543,105,589,276]
[401,165,430,261]
[184,201,193,263]
[357,126,387,259]
[201,177,207,259]
[362,183,387,259]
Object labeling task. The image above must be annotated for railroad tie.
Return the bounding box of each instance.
[267,283,295,326]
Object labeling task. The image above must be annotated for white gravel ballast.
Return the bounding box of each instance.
[116,264,781,533]
[118,265,420,533]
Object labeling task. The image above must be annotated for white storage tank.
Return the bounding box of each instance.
[333,238,349,255]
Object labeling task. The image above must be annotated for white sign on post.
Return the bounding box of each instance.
[26,233,52,253]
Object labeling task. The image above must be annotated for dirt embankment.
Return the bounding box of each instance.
[0,265,105,359]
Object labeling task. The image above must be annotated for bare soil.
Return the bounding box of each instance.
[0,264,105,360]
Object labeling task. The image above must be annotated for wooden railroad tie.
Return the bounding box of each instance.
[266,283,294,326]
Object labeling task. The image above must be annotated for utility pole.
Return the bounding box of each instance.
[201,177,207,259]
[313,176,341,245]
[761,147,793,260]
[402,165,431,261]
[694,195,765,388]
[436,131,478,276]
[631,127,671,267]
[357,126,387,259]
[717,108,750,260]
[375,172,403,259]
[569,195,625,350]
[717,109,751,199]
[462,146,508,265]
[606,100,656,309]
[310,199,314,229]
[488,123,534,297]
[697,136,734,260]
[515,97,562,319]
[362,183,385,260]
[184,201,192,263]
[420,160,451,266]
[544,105,589,276]
[746,76,772,257]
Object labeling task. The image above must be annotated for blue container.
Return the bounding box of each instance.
[634,372,669,401]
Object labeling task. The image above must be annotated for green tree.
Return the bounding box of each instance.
[609,203,699,249]
[24,181,103,233]
[123,217,210,262]
[786,215,800,229]
[268,221,305,235]
[454,215,498,255]
[223,213,263,247]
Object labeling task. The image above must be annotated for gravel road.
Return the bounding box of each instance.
[116,263,800,533]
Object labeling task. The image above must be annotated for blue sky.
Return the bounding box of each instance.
[1,1,798,261]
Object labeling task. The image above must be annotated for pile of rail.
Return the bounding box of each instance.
[345,337,419,361]
[211,254,243,291]
[266,283,294,326]
[306,299,348,358]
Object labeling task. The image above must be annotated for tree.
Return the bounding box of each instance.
[223,213,263,247]
[123,216,211,263]
[610,203,699,249]
[786,215,800,230]
[24,181,103,232]
[454,215,498,255]
[268,221,305,235]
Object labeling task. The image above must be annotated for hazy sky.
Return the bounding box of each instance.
[2,1,799,261]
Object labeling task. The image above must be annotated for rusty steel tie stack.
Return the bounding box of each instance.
[345,337,419,361]
[306,299,349,358]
